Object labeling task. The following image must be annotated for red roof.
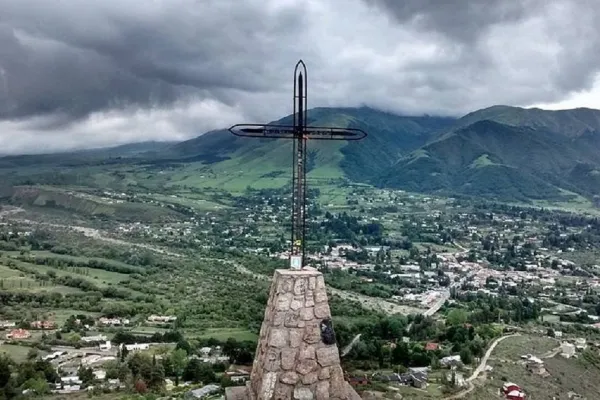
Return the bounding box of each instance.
[425,342,439,351]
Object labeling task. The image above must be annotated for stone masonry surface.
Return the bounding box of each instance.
[226,269,360,400]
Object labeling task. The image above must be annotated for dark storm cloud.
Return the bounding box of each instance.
[366,0,600,98]
[365,0,543,42]
[0,0,308,122]
[1,0,600,154]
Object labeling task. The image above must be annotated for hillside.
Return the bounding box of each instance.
[156,107,455,189]
[380,119,600,202]
[452,105,600,138]
[4,105,600,203]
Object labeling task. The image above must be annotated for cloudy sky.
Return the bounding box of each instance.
[1,0,599,154]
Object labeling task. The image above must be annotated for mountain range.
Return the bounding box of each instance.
[5,105,600,203]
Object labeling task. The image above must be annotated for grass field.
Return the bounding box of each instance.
[195,328,258,342]
[0,344,43,363]
[491,335,558,360]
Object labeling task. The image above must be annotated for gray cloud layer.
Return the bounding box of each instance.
[0,0,599,154]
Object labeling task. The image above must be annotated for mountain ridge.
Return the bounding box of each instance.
[4,105,600,203]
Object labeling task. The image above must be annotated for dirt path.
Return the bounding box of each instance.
[443,334,520,400]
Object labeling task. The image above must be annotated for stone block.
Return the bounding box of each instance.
[329,368,346,396]
[294,278,307,296]
[316,275,325,290]
[276,292,293,311]
[305,290,315,307]
[308,276,316,290]
[315,381,329,400]
[316,347,340,367]
[314,303,330,319]
[296,358,318,375]
[301,371,318,385]
[294,386,314,400]
[291,297,304,311]
[300,307,314,321]
[285,310,301,328]
[299,343,316,360]
[272,311,286,327]
[318,367,330,380]
[281,348,297,370]
[269,329,288,348]
[274,382,293,398]
[315,289,327,304]
[264,348,280,371]
[259,372,277,399]
[280,371,299,385]
[289,329,303,348]
[304,326,321,344]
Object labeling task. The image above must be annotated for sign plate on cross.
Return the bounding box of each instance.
[290,255,302,270]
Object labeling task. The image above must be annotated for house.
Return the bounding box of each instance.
[98,317,129,326]
[506,389,526,400]
[122,343,150,352]
[440,355,462,368]
[0,321,16,329]
[526,359,545,375]
[425,342,439,351]
[99,341,112,351]
[411,372,428,389]
[575,338,587,350]
[184,384,220,399]
[81,335,107,343]
[93,370,106,380]
[30,320,56,330]
[503,382,521,394]
[147,315,177,323]
[561,342,576,358]
[61,376,83,386]
[6,329,30,339]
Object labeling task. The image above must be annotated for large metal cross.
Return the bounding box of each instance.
[228,60,367,269]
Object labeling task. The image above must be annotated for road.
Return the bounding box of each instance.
[443,334,520,400]
[423,289,451,317]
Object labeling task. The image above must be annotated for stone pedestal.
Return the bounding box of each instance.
[226,269,361,400]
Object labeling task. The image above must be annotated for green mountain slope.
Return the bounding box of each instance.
[159,107,455,189]
[380,119,600,201]
[452,105,600,138]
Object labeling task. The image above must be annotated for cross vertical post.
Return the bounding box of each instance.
[228,60,367,270]
[292,61,308,266]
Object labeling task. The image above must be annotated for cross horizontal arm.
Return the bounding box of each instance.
[229,124,367,140]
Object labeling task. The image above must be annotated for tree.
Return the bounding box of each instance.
[183,359,216,383]
[120,345,129,362]
[447,309,468,326]
[78,366,95,386]
[148,363,165,392]
[26,348,39,360]
[0,355,11,388]
[460,348,473,365]
[170,348,188,386]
